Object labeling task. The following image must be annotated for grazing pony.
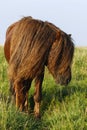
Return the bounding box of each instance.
[4,17,74,118]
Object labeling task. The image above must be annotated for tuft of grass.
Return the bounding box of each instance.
[0,46,87,130]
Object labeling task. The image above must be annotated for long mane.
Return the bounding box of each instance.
[47,23,74,76]
[8,17,74,83]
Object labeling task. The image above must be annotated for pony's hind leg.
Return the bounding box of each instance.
[34,72,44,118]
[14,81,26,111]
[22,79,32,112]
[14,79,32,112]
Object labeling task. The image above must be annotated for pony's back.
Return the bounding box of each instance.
[8,17,56,82]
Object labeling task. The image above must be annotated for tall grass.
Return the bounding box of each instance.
[0,46,87,130]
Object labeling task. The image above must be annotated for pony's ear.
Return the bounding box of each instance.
[68,34,72,37]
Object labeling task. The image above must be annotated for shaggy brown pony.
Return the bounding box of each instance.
[4,16,74,118]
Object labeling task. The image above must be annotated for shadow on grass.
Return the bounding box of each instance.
[39,82,87,113]
[3,80,86,114]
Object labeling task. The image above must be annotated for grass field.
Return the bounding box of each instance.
[0,46,87,130]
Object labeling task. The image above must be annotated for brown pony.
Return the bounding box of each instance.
[4,16,74,118]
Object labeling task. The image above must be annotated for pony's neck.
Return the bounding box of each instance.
[47,35,64,77]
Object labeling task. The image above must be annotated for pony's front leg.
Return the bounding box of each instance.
[9,80,16,104]
[34,73,44,118]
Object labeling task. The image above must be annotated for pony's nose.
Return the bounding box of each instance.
[67,79,70,84]
[66,78,71,85]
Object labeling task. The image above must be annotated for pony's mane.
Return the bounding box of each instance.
[47,31,74,77]
[8,17,74,83]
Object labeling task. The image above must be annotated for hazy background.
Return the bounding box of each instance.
[0,0,87,46]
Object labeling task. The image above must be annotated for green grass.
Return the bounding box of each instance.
[0,46,87,130]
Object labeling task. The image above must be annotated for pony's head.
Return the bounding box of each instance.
[55,65,72,85]
[47,31,74,86]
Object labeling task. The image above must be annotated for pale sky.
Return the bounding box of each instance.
[0,0,87,46]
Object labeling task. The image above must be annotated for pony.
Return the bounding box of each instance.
[4,16,74,118]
